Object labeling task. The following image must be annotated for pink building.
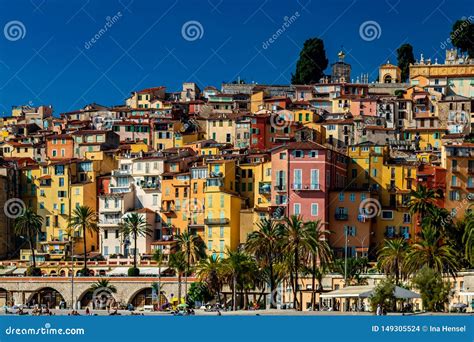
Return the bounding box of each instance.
[270,141,347,227]
[350,98,377,116]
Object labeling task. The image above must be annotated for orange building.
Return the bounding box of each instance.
[45,134,74,160]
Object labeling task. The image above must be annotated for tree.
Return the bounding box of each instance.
[281,215,311,310]
[304,219,332,309]
[196,255,224,304]
[119,212,151,275]
[369,277,396,312]
[408,184,439,222]
[332,257,369,285]
[175,232,206,296]
[451,19,474,58]
[152,249,165,303]
[169,251,187,302]
[245,218,283,308]
[69,205,98,275]
[463,210,474,265]
[221,249,254,311]
[187,282,212,306]
[377,238,408,285]
[291,38,328,84]
[14,207,43,275]
[412,266,451,312]
[404,225,459,278]
[396,43,415,82]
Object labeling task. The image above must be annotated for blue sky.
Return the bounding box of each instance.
[0,0,470,114]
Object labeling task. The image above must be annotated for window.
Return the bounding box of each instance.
[55,165,64,175]
[310,169,319,189]
[381,210,393,220]
[104,230,108,239]
[403,213,411,223]
[58,191,66,198]
[349,193,355,202]
[311,203,318,216]
[339,193,345,201]
[294,203,301,215]
[309,150,318,158]
[293,169,302,189]
[280,152,287,160]
[59,178,64,187]
[294,150,303,158]
[345,226,356,236]
[220,226,224,238]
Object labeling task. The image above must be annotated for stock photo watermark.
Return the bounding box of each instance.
[359,20,382,42]
[84,11,123,50]
[262,11,300,49]
[440,15,474,49]
[3,20,26,41]
[4,198,26,219]
[181,20,204,42]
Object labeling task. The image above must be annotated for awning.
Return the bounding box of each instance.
[107,267,129,276]
[0,266,16,275]
[12,268,27,275]
[459,292,474,296]
[320,285,420,299]
[139,267,168,276]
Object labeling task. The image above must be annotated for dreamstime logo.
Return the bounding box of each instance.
[4,198,26,219]
[92,287,115,309]
[359,20,382,42]
[84,11,123,50]
[440,16,474,50]
[181,20,204,41]
[262,11,300,49]
[270,112,292,131]
[92,114,114,130]
[358,198,381,219]
[4,20,26,41]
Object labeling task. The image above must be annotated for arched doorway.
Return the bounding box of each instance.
[129,288,168,309]
[384,74,392,83]
[79,289,116,310]
[59,270,66,277]
[0,288,10,306]
[29,287,65,308]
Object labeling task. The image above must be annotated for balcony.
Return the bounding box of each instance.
[204,218,230,225]
[396,201,410,208]
[142,183,160,191]
[468,168,474,175]
[258,182,271,195]
[161,206,175,214]
[112,169,131,176]
[101,206,122,213]
[451,167,461,173]
[274,184,287,192]
[334,213,348,220]
[291,183,320,191]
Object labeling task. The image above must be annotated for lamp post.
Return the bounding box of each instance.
[344,226,348,285]
[70,235,74,310]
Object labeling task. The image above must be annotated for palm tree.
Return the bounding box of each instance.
[14,207,43,270]
[89,278,117,309]
[332,257,369,285]
[245,218,283,308]
[281,215,310,310]
[221,249,253,311]
[408,184,439,222]
[404,225,459,278]
[175,232,206,297]
[196,255,224,304]
[169,251,187,302]
[69,205,98,275]
[377,238,408,285]
[304,219,332,309]
[152,249,165,305]
[463,211,474,265]
[119,212,151,273]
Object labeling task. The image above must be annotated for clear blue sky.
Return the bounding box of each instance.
[0,0,470,115]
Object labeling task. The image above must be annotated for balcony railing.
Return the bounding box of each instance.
[291,183,320,191]
[205,218,230,225]
[274,184,287,191]
[335,213,348,220]
[112,169,131,176]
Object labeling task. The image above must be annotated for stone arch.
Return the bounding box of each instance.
[26,287,66,308]
[127,287,168,309]
[383,74,392,83]
[0,288,10,306]
[59,269,66,276]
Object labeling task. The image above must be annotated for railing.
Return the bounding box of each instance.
[291,183,320,191]
[274,184,287,191]
[335,213,348,220]
[204,218,230,225]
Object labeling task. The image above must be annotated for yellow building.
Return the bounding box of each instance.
[250,91,265,113]
[161,171,191,236]
[204,159,243,258]
[294,109,317,124]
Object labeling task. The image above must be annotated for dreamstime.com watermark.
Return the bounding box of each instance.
[5,323,85,336]
[3,20,26,41]
[440,15,474,49]
[359,20,382,42]
[181,20,204,41]
[262,11,300,49]
[84,11,123,49]
[4,198,26,219]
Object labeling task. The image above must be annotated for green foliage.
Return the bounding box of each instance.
[128,267,140,276]
[394,89,405,98]
[451,19,474,57]
[291,38,328,84]
[120,212,151,270]
[377,238,408,284]
[187,282,212,304]
[26,266,42,276]
[396,43,415,82]
[15,207,43,268]
[412,266,451,312]
[369,277,396,312]
[332,257,369,285]
[90,278,117,293]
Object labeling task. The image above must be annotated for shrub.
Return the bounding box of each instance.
[26,266,42,276]
[412,266,451,312]
[128,267,140,276]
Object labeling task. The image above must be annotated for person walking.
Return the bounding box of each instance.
[376,304,382,316]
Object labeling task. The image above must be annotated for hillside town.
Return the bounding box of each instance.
[0,48,473,314]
